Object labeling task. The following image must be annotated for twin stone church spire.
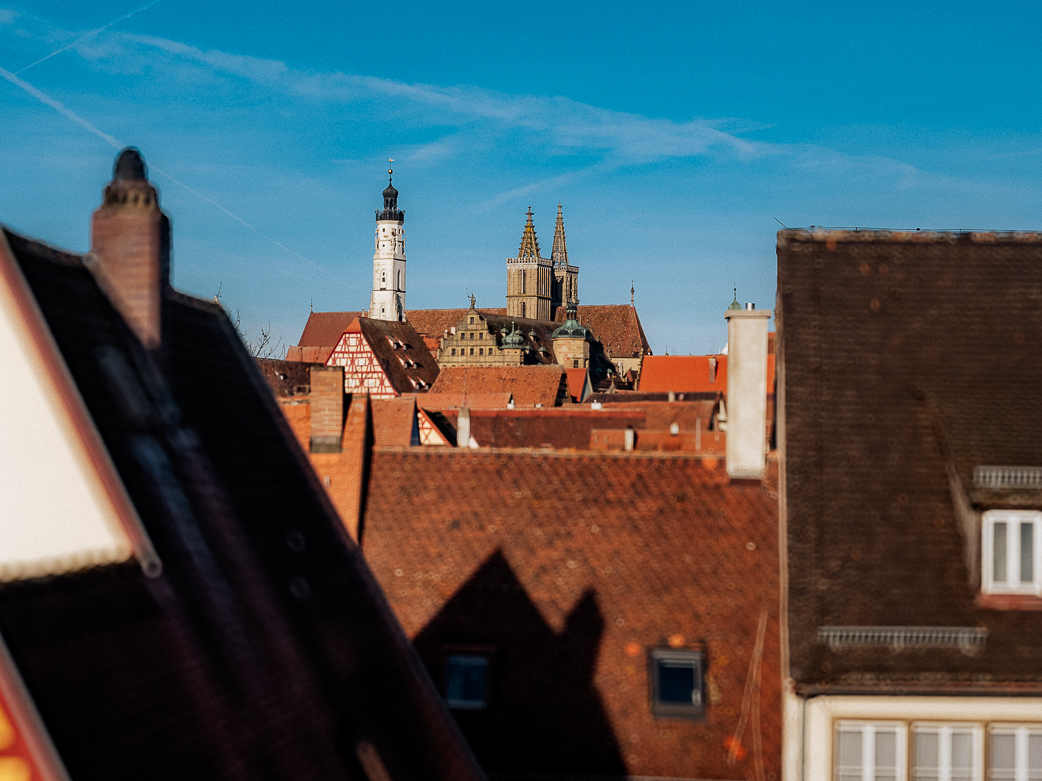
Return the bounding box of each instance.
[368,170,578,323]
[505,203,579,321]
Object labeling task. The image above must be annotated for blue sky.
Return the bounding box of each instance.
[2,1,1041,354]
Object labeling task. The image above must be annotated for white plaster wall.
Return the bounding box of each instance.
[0,263,132,580]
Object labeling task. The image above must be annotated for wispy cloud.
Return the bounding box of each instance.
[1,8,958,199]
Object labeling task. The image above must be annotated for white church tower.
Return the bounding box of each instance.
[369,165,406,321]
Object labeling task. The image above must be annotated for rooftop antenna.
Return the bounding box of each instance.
[774,218,788,229]
[630,281,635,307]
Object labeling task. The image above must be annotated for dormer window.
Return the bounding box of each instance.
[982,510,1042,595]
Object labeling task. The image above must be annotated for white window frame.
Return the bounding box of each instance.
[987,724,1042,781]
[981,510,1042,595]
[910,722,983,781]
[835,721,907,781]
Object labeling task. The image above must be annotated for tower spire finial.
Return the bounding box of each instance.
[517,207,541,258]
[551,202,569,267]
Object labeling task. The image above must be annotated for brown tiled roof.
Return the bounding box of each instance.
[256,357,315,398]
[430,366,569,408]
[779,229,1042,692]
[347,317,440,394]
[404,308,506,340]
[361,449,780,778]
[0,227,482,779]
[466,408,646,449]
[553,304,651,359]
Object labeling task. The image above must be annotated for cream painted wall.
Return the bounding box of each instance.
[0,259,133,580]
[785,688,1042,781]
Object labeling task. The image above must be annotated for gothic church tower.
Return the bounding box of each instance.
[369,167,406,321]
[550,203,579,312]
[505,208,553,321]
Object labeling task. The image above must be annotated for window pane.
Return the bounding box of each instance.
[876,729,898,770]
[914,730,939,780]
[989,733,1016,780]
[1021,523,1035,583]
[952,731,974,781]
[837,730,863,780]
[994,522,1008,583]
[445,654,489,709]
[658,661,696,704]
[1030,734,1042,773]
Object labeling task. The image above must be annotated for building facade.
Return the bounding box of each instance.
[778,229,1042,781]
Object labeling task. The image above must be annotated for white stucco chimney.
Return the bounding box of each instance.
[724,302,771,479]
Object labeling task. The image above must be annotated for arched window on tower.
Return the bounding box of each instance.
[381,271,386,289]
[521,269,526,294]
[521,301,527,318]
[396,270,401,290]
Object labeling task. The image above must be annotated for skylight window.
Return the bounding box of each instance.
[649,648,704,719]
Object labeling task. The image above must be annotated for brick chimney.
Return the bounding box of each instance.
[310,366,345,453]
[90,148,170,351]
[724,302,771,479]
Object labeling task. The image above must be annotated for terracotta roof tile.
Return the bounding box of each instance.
[371,397,419,447]
[415,391,513,410]
[430,366,569,408]
[361,449,780,778]
[466,408,646,449]
[639,354,775,395]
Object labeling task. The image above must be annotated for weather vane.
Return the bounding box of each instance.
[388,158,394,175]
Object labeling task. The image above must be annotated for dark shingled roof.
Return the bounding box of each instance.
[0,227,483,780]
[343,317,440,394]
[360,448,780,778]
[779,229,1042,693]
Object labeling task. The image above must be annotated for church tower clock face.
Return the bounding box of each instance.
[369,163,407,321]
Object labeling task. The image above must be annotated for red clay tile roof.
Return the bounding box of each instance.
[296,310,364,348]
[554,304,651,359]
[430,366,569,408]
[311,394,372,540]
[779,229,1042,692]
[371,397,419,447]
[465,408,646,449]
[361,448,779,778]
[639,355,728,393]
[638,354,776,395]
[564,367,590,402]
[285,345,332,363]
[415,391,513,410]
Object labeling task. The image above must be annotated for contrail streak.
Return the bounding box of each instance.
[0,66,323,272]
[14,1,162,76]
